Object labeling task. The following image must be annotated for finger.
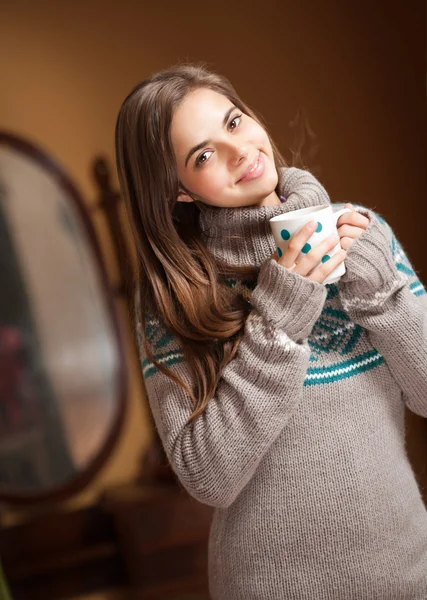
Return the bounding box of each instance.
[308,249,347,284]
[339,237,356,251]
[292,233,340,276]
[337,210,369,229]
[277,220,317,269]
[337,224,365,239]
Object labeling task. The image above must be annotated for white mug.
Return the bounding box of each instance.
[270,204,352,285]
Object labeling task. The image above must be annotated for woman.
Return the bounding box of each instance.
[115,63,427,599]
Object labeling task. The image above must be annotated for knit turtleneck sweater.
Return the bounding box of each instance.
[137,167,427,599]
[197,166,328,270]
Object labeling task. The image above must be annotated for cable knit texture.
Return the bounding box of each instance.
[137,167,427,599]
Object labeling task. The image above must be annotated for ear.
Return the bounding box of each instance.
[177,190,194,203]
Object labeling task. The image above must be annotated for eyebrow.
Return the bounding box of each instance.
[184,105,236,167]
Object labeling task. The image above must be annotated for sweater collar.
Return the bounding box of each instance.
[198,167,331,269]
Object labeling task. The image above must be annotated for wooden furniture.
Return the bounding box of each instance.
[91,156,135,303]
[102,483,212,600]
[0,482,212,600]
[0,501,125,599]
[0,132,128,504]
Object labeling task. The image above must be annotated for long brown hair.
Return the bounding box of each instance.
[115,63,287,421]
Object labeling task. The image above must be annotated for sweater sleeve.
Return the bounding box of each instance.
[338,205,427,417]
[137,259,327,508]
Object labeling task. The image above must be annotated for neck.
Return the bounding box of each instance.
[198,167,331,270]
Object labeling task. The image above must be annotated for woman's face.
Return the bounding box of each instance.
[170,88,281,208]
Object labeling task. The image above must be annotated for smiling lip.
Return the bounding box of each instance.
[237,152,265,183]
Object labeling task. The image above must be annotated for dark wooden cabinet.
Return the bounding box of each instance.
[0,504,125,599]
[102,484,212,600]
[1,483,213,600]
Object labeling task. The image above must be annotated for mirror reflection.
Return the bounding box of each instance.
[0,141,122,495]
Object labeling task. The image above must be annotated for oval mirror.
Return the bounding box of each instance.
[0,132,127,502]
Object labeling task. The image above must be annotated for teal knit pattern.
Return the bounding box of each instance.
[138,319,182,380]
[140,208,425,387]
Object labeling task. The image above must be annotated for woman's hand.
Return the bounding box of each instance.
[272,220,347,284]
[336,203,370,250]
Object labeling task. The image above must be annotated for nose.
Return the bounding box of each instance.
[226,139,248,167]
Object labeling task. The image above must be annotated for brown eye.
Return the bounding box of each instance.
[228,114,242,131]
[195,150,213,168]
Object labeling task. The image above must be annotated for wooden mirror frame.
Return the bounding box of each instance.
[0,131,128,504]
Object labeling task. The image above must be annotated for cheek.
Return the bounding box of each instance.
[187,167,229,199]
[248,121,270,145]
[200,170,228,197]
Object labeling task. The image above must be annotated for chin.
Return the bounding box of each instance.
[266,162,279,186]
[265,171,279,194]
[260,172,279,196]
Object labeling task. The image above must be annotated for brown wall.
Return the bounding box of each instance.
[0,0,426,515]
